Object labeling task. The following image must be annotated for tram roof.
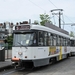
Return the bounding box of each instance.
[14,24,70,38]
[30,24,69,38]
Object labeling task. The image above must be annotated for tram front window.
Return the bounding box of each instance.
[13,33,36,46]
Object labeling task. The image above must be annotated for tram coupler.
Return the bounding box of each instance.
[15,65,21,69]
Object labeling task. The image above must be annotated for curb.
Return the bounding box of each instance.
[0,64,14,72]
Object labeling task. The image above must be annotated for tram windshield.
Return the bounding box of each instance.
[13,32,36,46]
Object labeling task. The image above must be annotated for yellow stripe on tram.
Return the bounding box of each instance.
[59,46,62,60]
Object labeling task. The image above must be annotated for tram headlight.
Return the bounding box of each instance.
[25,56,27,58]
[34,56,36,58]
[18,52,23,55]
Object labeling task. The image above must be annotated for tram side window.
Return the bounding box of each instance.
[29,33,36,46]
[53,35,56,46]
[62,37,64,46]
[38,31,43,46]
[69,39,71,46]
[44,32,48,46]
[60,37,63,46]
[65,38,68,46]
[50,34,53,46]
[74,40,75,46]
[56,36,58,46]
[67,39,70,46]
[57,36,61,46]
[48,32,51,46]
[70,40,74,46]
[66,39,69,46]
[63,38,66,46]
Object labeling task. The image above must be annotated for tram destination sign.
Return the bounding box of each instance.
[15,25,30,30]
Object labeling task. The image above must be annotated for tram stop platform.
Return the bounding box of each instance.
[0,59,13,70]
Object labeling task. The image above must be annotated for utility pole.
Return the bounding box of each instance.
[51,9,63,28]
[59,11,61,28]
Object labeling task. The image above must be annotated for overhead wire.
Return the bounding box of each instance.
[28,0,53,24]
[48,0,74,24]
[64,15,74,23]
[48,0,75,34]
[27,0,74,27]
[53,15,56,25]
[27,0,75,34]
[28,0,65,24]
[28,0,46,12]
[48,0,65,24]
[48,0,58,8]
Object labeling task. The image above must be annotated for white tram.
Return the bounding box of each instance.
[70,37,75,56]
[11,23,70,68]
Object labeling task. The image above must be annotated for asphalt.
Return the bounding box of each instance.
[0,59,14,70]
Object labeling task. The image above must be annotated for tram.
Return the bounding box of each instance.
[70,37,75,56]
[11,22,70,68]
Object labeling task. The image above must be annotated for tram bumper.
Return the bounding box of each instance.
[11,58,34,69]
[11,58,22,69]
[11,58,20,62]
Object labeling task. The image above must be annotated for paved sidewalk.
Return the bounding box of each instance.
[0,59,13,69]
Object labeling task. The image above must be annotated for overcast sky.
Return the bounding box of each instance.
[0,0,75,33]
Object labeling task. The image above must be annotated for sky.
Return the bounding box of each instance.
[0,0,75,33]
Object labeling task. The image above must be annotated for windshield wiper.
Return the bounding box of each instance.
[17,42,28,49]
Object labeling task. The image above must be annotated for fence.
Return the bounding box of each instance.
[5,44,12,59]
[5,49,12,59]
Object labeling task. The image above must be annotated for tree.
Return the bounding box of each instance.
[69,31,74,37]
[6,35,13,49]
[34,20,39,25]
[40,13,52,25]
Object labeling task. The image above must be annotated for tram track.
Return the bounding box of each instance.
[1,67,34,75]
[2,57,74,75]
[0,58,69,75]
[0,60,64,75]
[1,68,17,75]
